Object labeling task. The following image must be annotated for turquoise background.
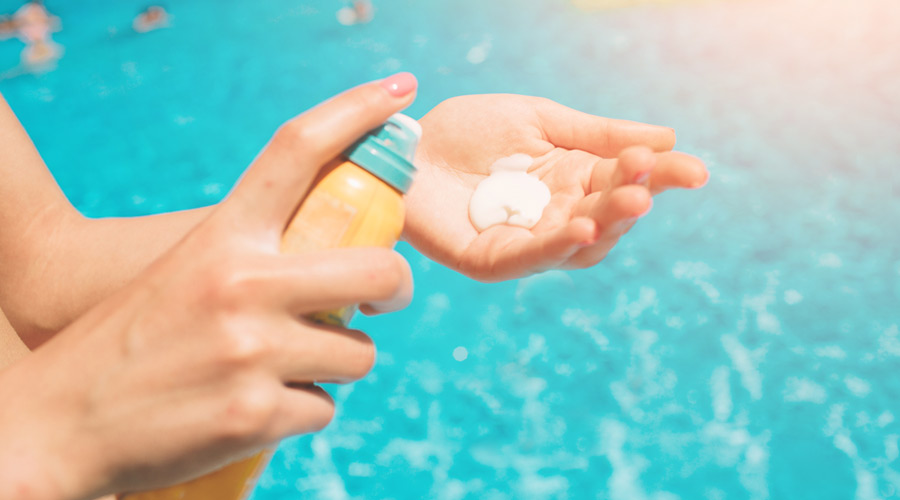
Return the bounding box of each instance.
[1,0,898,498]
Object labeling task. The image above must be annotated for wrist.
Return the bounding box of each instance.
[0,362,108,500]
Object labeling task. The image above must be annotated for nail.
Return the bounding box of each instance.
[632,170,651,184]
[380,72,417,97]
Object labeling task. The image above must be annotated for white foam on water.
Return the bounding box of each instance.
[470,446,577,498]
[347,462,374,477]
[853,468,880,500]
[878,324,900,357]
[466,39,492,64]
[421,292,451,326]
[387,393,421,420]
[375,402,457,492]
[738,436,771,500]
[328,433,366,451]
[710,366,733,422]
[877,411,895,428]
[665,316,685,329]
[516,334,548,366]
[599,419,651,500]
[783,377,827,404]
[294,435,350,500]
[835,433,859,457]
[824,405,885,500]
[406,361,445,395]
[611,287,659,323]
[815,345,848,359]
[825,404,847,437]
[610,381,639,413]
[671,261,721,303]
[437,479,466,500]
[856,412,871,428]
[740,272,783,335]
[721,334,764,400]
[844,375,872,397]
[454,378,502,414]
[554,363,574,376]
[886,435,899,462]
[817,252,844,268]
[561,308,610,350]
[783,289,803,304]
[702,421,750,467]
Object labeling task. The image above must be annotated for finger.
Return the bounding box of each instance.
[566,185,652,268]
[219,72,418,230]
[466,217,596,282]
[577,146,655,216]
[250,247,413,315]
[275,322,376,384]
[590,145,656,193]
[536,98,676,158]
[271,384,336,437]
[647,151,709,195]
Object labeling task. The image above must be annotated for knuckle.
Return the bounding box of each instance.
[366,250,409,299]
[219,383,278,441]
[217,327,271,367]
[305,392,336,433]
[342,331,377,381]
[196,259,259,312]
[273,118,316,152]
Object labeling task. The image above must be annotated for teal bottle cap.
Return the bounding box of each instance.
[344,113,421,194]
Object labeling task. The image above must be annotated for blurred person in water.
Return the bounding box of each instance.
[0,15,17,39]
[0,72,706,499]
[337,0,374,25]
[2,0,63,71]
[133,5,170,33]
[12,0,60,43]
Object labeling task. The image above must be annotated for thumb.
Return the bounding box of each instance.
[218,72,418,232]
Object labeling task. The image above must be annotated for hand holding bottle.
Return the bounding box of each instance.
[0,73,417,500]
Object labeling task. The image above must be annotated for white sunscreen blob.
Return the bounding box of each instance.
[468,154,551,232]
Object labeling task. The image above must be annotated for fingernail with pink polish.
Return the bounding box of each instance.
[380,72,417,97]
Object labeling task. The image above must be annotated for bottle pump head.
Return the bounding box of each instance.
[344,113,421,194]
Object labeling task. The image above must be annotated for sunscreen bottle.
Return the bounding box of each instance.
[119,113,421,500]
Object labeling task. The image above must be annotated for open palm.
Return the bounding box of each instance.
[403,94,708,282]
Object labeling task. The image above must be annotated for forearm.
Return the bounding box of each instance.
[7,207,213,348]
[1,92,214,346]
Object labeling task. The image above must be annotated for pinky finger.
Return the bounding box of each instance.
[647,151,709,195]
[273,384,336,438]
[565,185,652,269]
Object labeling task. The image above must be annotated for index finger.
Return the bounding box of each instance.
[536,99,676,158]
[219,72,418,231]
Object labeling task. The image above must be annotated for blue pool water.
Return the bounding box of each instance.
[2,0,899,498]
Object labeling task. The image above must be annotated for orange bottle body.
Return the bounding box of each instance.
[119,158,405,500]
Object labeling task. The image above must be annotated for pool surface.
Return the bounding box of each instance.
[2,0,898,498]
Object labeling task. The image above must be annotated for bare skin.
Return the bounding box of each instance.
[0,77,706,500]
[0,78,417,500]
[408,94,707,281]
